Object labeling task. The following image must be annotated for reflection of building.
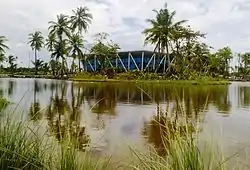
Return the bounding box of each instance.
[85,51,168,73]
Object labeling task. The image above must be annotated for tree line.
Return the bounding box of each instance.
[0,4,250,79]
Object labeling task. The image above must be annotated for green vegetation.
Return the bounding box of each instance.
[142,4,233,79]
[0,80,246,169]
[0,117,111,170]
[0,106,232,170]
[71,72,230,85]
[0,98,8,111]
[0,36,9,62]
[28,31,44,75]
[0,3,248,81]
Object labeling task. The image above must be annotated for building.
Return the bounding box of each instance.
[84,50,168,73]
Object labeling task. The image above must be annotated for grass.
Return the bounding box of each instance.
[132,127,227,170]
[70,72,230,85]
[0,100,243,169]
[71,77,230,85]
[129,97,231,170]
[0,116,111,170]
[0,98,9,111]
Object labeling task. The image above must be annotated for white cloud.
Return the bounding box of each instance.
[0,0,250,66]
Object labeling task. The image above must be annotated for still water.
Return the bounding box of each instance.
[1,78,250,162]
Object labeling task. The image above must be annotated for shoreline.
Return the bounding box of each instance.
[0,74,234,85]
[71,77,231,85]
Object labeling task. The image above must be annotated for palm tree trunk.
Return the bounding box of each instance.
[35,49,37,75]
[78,58,81,72]
[166,41,170,72]
[78,30,81,73]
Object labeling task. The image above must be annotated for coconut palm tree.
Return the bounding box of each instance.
[70,6,92,35]
[50,39,69,76]
[28,31,44,75]
[49,14,71,42]
[69,34,85,72]
[6,55,17,71]
[45,33,56,53]
[49,14,71,76]
[32,59,44,71]
[70,7,92,71]
[0,36,9,63]
[143,3,187,72]
[0,54,5,64]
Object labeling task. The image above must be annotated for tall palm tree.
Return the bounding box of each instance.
[0,54,5,64]
[51,39,69,76]
[143,3,187,72]
[49,14,71,42]
[70,6,92,35]
[70,7,92,71]
[69,34,85,72]
[45,33,56,53]
[0,36,9,63]
[28,31,44,75]
[49,14,71,76]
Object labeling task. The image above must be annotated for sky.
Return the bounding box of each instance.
[0,0,249,66]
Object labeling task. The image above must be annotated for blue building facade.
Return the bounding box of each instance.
[85,50,168,73]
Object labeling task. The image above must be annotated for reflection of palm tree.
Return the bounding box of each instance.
[142,103,198,156]
[210,86,231,114]
[90,84,117,116]
[0,82,8,112]
[46,82,89,150]
[142,85,231,156]
[29,102,42,121]
[29,80,43,121]
[7,80,16,97]
[238,87,250,108]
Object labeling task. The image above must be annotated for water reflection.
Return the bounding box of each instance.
[29,80,42,121]
[238,86,250,108]
[7,80,16,97]
[142,86,230,156]
[46,82,89,151]
[0,79,241,156]
[142,109,197,156]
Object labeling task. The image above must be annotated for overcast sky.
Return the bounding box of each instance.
[0,0,249,66]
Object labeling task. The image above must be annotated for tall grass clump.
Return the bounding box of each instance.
[132,101,227,170]
[0,116,111,170]
[0,98,9,111]
[58,138,111,170]
[0,118,52,169]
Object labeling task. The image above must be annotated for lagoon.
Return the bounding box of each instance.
[1,78,250,166]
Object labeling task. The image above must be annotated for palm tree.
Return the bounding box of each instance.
[143,3,187,72]
[70,7,92,71]
[28,31,44,75]
[0,36,9,63]
[50,39,69,76]
[32,59,44,71]
[0,54,5,64]
[6,55,17,71]
[42,62,50,74]
[49,14,71,76]
[70,6,92,35]
[49,14,71,42]
[69,34,85,72]
[45,33,56,52]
